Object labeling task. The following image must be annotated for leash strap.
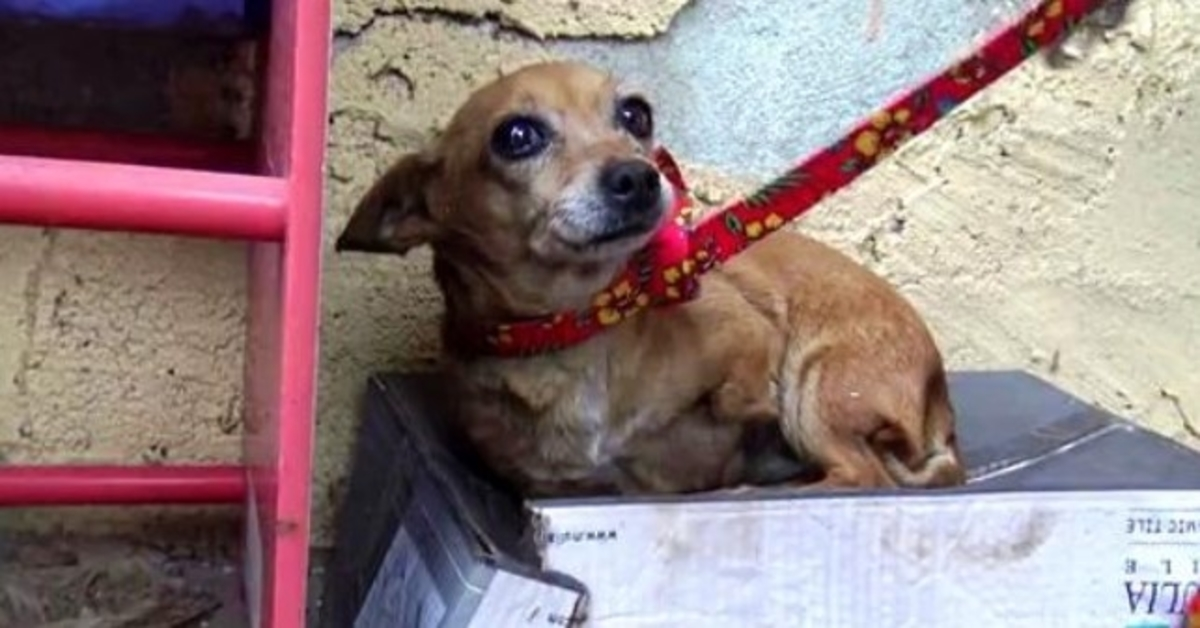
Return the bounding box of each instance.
[476,0,1105,357]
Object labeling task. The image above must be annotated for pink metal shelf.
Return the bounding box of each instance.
[0,153,288,239]
[0,465,247,505]
[0,0,332,625]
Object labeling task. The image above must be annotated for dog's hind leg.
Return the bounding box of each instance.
[777,343,965,490]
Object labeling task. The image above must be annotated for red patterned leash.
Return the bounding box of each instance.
[474,0,1105,357]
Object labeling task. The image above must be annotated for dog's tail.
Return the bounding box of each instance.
[875,371,966,488]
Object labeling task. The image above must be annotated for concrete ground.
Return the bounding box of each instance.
[0,0,1194,556]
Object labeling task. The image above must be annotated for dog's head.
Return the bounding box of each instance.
[336,61,673,315]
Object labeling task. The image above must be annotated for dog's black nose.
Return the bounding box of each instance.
[600,159,661,214]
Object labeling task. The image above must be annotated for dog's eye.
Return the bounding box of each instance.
[490,116,550,160]
[616,96,653,140]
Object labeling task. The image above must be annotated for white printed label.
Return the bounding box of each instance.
[355,528,448,628]
[537,490,1200,628]
[1119,506,1200,627]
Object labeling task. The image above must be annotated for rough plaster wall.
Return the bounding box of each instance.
[667,0,1200,449]
[334,0,690,41]
[0,228,245,466]
[810,1,1200,447]
[320,0,1198,546]
[674,0,1200,443]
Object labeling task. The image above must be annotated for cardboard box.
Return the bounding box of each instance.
[321,371,1200,628]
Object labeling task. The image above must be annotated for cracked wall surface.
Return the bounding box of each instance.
[0,0,1195,550]
[335,0,691,41]
[0,227,245,465]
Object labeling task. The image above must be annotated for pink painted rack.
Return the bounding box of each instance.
[0,1,331,626]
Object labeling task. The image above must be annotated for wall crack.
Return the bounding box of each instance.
[335,7,540,48]
[13,229,57,397]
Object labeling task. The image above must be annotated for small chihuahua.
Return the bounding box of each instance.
[337,61,965,497]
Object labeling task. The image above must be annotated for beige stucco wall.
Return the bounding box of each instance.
[0,0,1195,548]
[0,230,245,465]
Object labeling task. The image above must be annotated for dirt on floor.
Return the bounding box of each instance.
[0,517,248,628]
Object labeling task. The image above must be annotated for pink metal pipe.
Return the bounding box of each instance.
[0,154,288,240]
[0,465,247,506]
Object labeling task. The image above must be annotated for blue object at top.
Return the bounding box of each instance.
[0,0,247,28]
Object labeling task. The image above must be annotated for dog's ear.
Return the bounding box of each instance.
[335,151,442,255]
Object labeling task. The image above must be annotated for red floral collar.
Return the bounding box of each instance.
[470,0,1102,358]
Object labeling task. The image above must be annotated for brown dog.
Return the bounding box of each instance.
[336,61,965,497]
